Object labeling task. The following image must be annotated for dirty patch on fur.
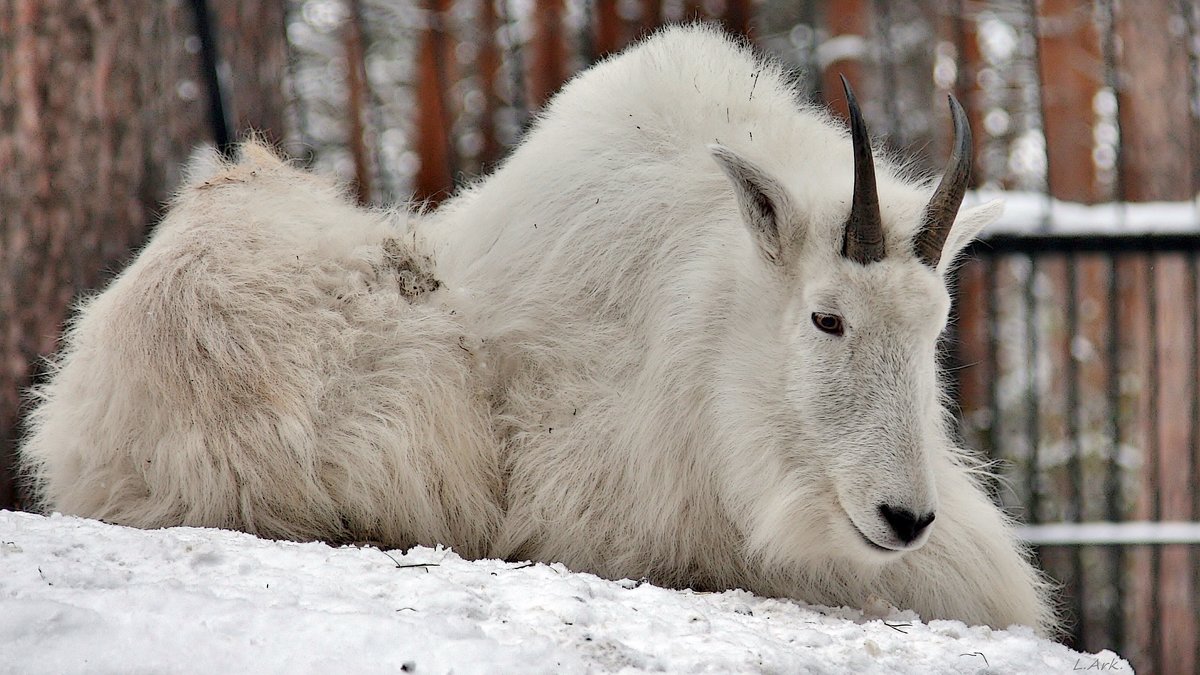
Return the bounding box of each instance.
[381,237,442,301]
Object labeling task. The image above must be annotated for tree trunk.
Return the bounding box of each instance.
[0,0,288,511]
[721,0,753,37]
[529,0,568,111]
[945,0,990,458]
[821,0,869,120]
[1037,0,1103,203]
[593,0,623,59]
[209,1,290,145]
[413,0,455,203]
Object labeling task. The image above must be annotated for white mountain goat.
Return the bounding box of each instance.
[20,26,1055,633]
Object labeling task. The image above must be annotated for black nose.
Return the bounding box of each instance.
[879,505,935,544]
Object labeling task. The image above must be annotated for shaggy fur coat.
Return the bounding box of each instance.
[21,26,1055,634]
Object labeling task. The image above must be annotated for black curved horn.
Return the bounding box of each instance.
[840,75,885,265]
[915,94,973,268]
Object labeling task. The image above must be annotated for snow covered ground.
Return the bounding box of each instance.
[1,510,1129,674]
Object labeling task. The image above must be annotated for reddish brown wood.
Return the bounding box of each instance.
[529,0,568,110]
[413,0,455,203]
[952,258,993,453]
[594,0,622,58]
[941,2,989,448]
[1116,4,1191,203]
[640,0,662,38]
[1153,255,1198,675]
[1073,253,1111,516]
[721,0,753,38]
[1115,254,1153,672]
[821,0,868,119]
[1115,6,1196,674]
[1036,0,1103,203]
[209,1,289,142]
[1032,5,1108,650]
[953,2,986,188]
[681,0,704,23]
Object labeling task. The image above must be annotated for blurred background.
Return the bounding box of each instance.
[1,1,1198,672]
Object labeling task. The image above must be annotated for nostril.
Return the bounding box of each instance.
[878,504,936,544]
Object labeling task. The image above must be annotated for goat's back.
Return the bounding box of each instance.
[20,144,502,554]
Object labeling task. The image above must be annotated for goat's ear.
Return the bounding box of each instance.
[709,144,795,266]
[934,199,1003,275]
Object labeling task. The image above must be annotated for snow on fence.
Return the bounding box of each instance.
[1019,522,1200,547]
[970,191,1200,238]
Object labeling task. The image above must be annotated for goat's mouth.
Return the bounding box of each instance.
[849,519,900,553]
[838,503,907,554]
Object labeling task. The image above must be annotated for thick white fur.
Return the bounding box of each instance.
[21,26,1055,633]
[21,142,502,556]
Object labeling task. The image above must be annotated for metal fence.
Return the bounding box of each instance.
[951,239,1200,674]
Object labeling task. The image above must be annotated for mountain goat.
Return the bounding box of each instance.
[20,26,1055,633]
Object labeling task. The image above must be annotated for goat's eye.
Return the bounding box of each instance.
[811,312,844,336]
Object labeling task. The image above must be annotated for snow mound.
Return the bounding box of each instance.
[0,510,1127,674]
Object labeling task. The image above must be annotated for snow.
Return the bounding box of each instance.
[966,189,1200,236]
[0,510,1129,675]
[1018,520,1200,546]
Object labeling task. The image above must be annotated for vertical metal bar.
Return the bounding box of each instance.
[987,257,1001,466]
[188,0,232,155]
[1106,252,1125,656]
[1066,253,1085,645]
[1146,252,1162,671]
[1025,253,1041,525]
[1098,0,1126,656]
